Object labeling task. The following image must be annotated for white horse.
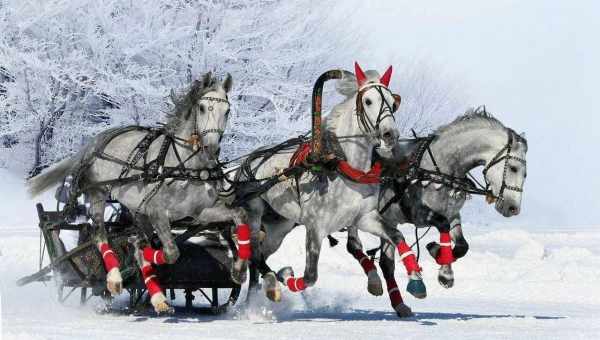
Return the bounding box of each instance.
[252,107,528,317]
[237,64,426,311]
[28,73,251,313]
[348,107,528,315]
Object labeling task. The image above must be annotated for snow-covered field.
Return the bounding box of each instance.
[1,169,599,340]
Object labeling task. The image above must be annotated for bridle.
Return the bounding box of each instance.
[379,128,527,214]
[355,82,401,140]
[482,129,527,203]
[186,95,231,152]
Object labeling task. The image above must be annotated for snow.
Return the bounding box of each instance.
[1,168,599,340]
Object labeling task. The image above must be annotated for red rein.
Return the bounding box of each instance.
[290,143,382,184]
[337,160,382,184]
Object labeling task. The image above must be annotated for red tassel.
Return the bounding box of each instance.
[385,278,403,306]
[98,243,120,272]
[237,224,251,260]
[354,62,367,87]
[337,161,381,184]
[397,241,421,274]
[143,246,166,265]
[287,277,306,292]
[141,264,162,297]
[437,232,455,265]
[380,65,393,87]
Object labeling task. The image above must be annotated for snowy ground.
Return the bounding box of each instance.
[1,169,599,340]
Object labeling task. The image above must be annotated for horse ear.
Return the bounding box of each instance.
[354,62,367,87]
[380,65,393,87]
[202,72,213,88]
[222,73,233,93]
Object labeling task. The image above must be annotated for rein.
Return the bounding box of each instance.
[354,83,399,140]
[379,128,526,214]
[481,130,526,203]
[86,93,232,193]
[186,95,230,150]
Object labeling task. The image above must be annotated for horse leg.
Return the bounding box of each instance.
[132,233,172,314]
[278,226,324,292]
[259,217,297,301]
[379,240,413,317]
[89,190,122,296]
[346,227,382,296]
[426,216,463,288]
[256,254,280,301]
[356,211,426,299]
[451,223,469,259]
[247,262,261,302]
[195,203,251,284]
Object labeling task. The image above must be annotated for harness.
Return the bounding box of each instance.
[481,130,527,203]
[184,95,230,149]
[379,129,526,214]
[354,82,399,139]
[62,95,230,219]
[229,69,401,206]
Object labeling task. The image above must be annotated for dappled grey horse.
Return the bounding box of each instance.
[344,107,528,316]
[237,64,427,307]
[28,73,251,313]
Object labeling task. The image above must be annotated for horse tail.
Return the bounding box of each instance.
[27,152,82,197]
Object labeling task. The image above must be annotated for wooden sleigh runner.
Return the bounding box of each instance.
[17,202,242,314]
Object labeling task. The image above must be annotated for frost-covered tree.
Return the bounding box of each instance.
[394,58,466,136]
[0,0,464,175]
[0,0,360,174]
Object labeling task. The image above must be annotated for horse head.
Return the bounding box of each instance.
[336,62,401,157]
[170,72,233,156]
[483,128,528,217]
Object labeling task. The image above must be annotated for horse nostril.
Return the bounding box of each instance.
[382,131,392,140]
[509,206,519,215]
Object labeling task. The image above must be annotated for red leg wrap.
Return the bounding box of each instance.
[385,278,403,306]
[397,241,421,274]
[143,246,166,265]
[286,277,306,292]
[99,243,120,272]
[437,232,455,265]
[236,224,251,260]
[141,264,163,297]
[353,250,376,274]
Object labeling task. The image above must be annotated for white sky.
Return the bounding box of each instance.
[352,1,598,226]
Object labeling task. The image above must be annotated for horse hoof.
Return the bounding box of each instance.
[407,271,427,299]
[231,268,247,285]
[231,259,248,284]
[163,246,180,265]
[151,293,174,315]
[263,272,282,302]
[367,270,383,296]
[106,268,123,296]
[438,265,454,289]
[276,266,294,282]
[393,303,414,318]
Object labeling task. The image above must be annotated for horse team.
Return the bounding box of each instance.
[27,63,528,317]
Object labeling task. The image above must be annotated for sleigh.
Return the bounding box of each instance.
[16,202,242,314]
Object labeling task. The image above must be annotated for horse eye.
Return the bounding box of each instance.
[510,166,518,173]
[365,98,372,106]
[199,104,205,113]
